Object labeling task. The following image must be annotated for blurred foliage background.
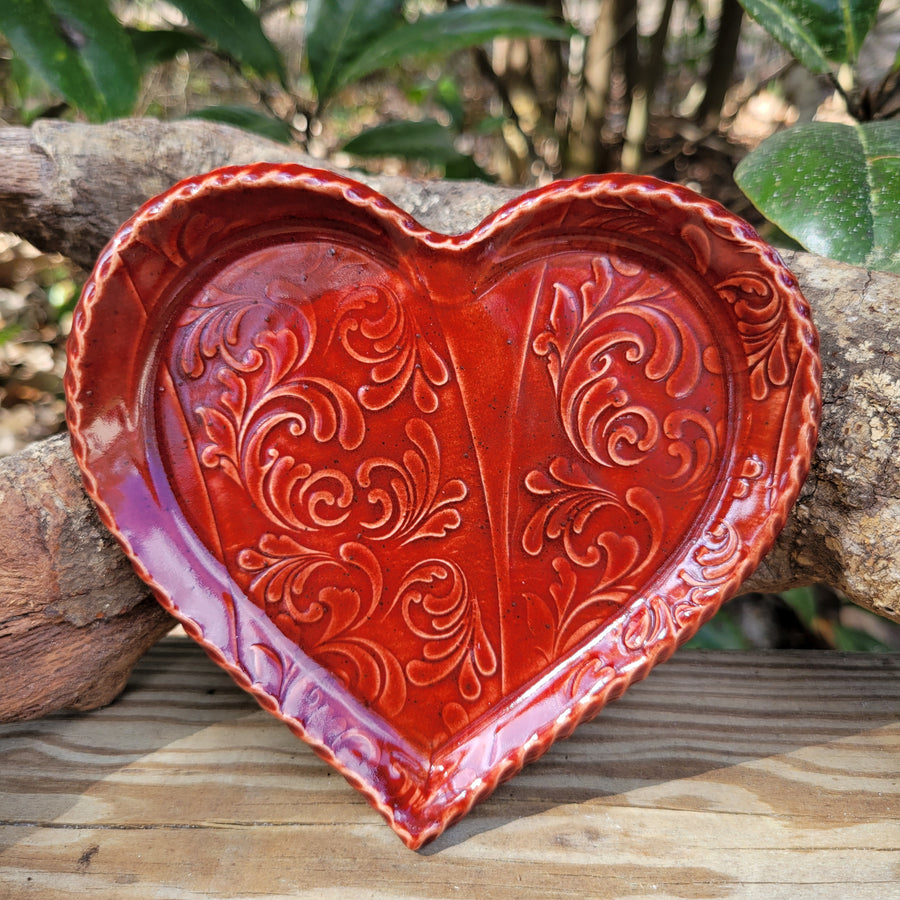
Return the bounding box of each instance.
[0,0,898,652]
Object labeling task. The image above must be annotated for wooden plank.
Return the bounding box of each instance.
[0,637,897,898]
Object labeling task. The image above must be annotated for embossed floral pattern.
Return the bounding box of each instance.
[331,283,450,413]
[154,236,746,745]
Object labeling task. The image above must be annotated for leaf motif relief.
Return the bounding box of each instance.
[525,556,625,662]
[523,457,631,565]
[225,602,307,711]
[564,653,618,705]
[531,256,722,494]
[733,455,766,499]
[532,257,616,394]
[660,409,719,490]
[398,560,497,704]
[524,460,663,572]
[357,417,468,545]
[237,532,338,624]
[533,258,716,471]
[191,316,366,532]
[684,521,743,587]
[557,311,702,467]
[330,284,450,413]
[680,223,712,274]
[237,535,406,717]
[523,458,665,655]
[713,272,789,400]
[196,367,247,483]
[315,632,409,719]
[156,211,240,271]
[620,595,675,654]
[179,281,307,379]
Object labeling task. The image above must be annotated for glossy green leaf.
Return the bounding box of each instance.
[443,155,492,181]
[328,5,574,102]
[168,0,285,82]
[0,0,140,120]
[0,0,101,117]
[737,0,880,72]
[735,121,900,273]
[305,0,402,105]
[127,28,203,71]
[186,105,294,143]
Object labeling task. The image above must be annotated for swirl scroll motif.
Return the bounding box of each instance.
[663,520,745,630]
[532,256,718,480]
[523,254,725,654]
[397,559,497,707]
[522,459,663,574]
[713,272,789,401]
[522,458,665,661]
[166,239,738,741]
[683,520,743,589]
[357,418,468,545]
[171,260,485,727]
[181,280,366,534]
[236,535,408,717]
[330,284,450,413]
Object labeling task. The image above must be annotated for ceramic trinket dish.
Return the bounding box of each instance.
[66,165,820,849]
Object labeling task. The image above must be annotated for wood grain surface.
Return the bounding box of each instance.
[0,636,896,898]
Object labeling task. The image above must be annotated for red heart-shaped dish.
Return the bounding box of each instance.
[66,165,819,848]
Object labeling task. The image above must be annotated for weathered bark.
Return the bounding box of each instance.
[0,119,519,271]
[0,118,898,722]
[740,251,900,623]
[0,435,172,721]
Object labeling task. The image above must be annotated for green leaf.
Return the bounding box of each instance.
[736,0,880,72]
[0,0,140,120]
[735,121,900,273]
[0,9,97,115]
[168,0,285,82]
[331,5,575,101]
[343,118,464,164]
[127,28,203,71]
[444,155,492,181]
[305,0,403,105]
[186,105,294,143]
[343,119,490,180]
[51,0,140,115]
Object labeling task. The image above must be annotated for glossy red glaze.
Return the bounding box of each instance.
[66,165,820,848]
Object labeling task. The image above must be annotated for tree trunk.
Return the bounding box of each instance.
[697,0,744,124]
[0,118,898,723]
